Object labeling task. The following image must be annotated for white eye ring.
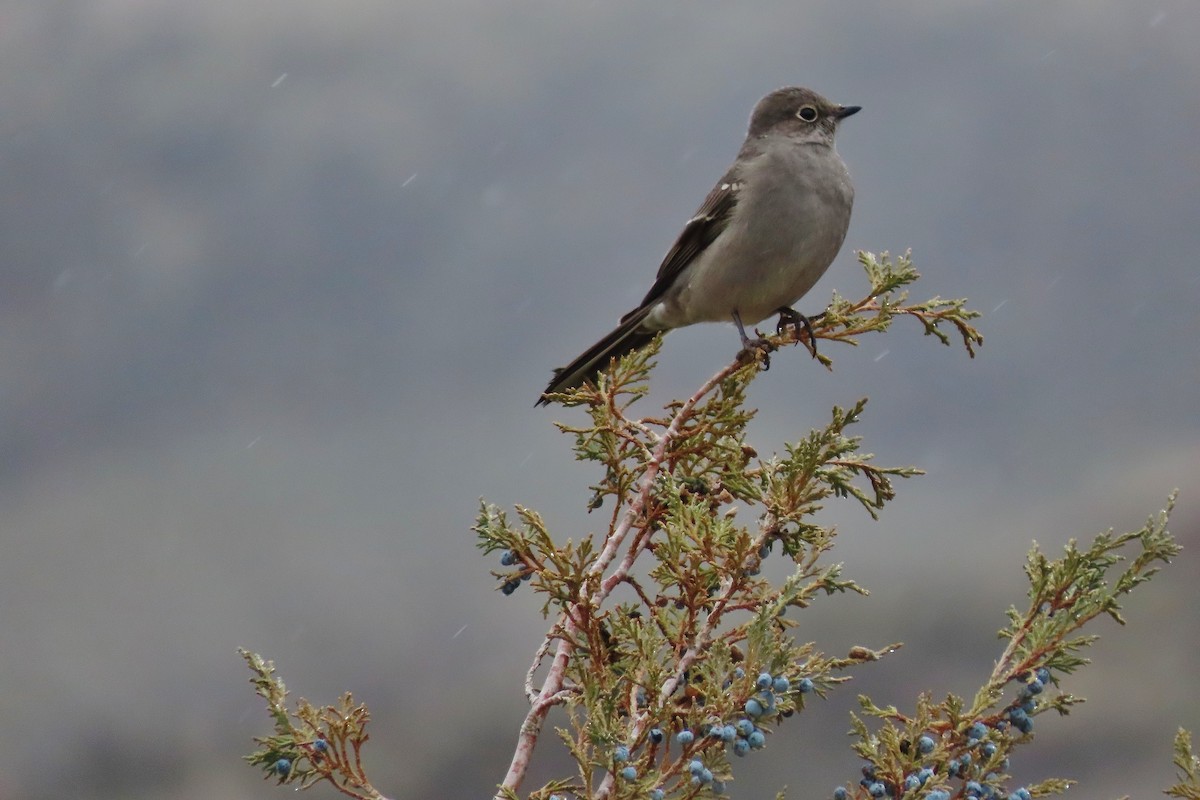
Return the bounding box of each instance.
[796,105,819,122]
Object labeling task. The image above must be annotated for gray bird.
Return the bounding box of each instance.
[539,86,859,406]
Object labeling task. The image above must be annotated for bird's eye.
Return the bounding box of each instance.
[796,105,819,122]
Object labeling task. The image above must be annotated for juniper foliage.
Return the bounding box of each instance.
[238,252,1183,800]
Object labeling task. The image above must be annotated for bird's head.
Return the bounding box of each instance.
[747,86,860,143]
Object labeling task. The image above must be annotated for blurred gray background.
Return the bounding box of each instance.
[0,2,1197,798]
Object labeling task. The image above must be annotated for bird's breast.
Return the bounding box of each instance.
[660,146,853,327]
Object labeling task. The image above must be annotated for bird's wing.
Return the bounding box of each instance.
[627,171,741,317]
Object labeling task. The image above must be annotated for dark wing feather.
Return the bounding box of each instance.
[540,170,741,405]
[629,171,741,316]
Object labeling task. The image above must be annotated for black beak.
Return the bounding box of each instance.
[833,105,862,119]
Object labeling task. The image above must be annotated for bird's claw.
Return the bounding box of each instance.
[775,306,818,359]
[733,310,779,370]
[737,332,775,371]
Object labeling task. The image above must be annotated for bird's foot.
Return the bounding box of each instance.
[775,306,818,359]
[733,311,776,370]
[737,338,774,370]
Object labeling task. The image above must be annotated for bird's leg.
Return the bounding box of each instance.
[775,306,818,359]
[733,310,773,370]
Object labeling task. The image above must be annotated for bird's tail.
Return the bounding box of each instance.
[538,306,657,406]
